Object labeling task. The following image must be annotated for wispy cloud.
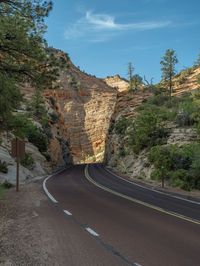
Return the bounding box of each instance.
[64,11,171,42]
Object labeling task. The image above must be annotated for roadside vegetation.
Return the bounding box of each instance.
[113,50,200,190]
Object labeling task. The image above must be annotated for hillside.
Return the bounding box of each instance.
[0,49,117,184]
[105,66,200,192]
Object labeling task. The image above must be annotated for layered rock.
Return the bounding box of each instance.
[43,51,117,164]
[104,75,129,92]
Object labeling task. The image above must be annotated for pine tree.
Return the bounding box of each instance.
[160,49,178,99]
[0,1,59,130]
[127,62,134,91]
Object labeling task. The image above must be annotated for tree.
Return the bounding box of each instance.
[0,0,60,130]
[127,62,134,91]
[160,49,178,100]
[131,74,143,90]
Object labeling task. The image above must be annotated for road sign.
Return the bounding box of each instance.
[11,138,25,192]
[11,138,25,159]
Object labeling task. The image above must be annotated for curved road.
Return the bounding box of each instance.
[45,164,200,266]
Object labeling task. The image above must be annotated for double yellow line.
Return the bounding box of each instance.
[85,165,200,226]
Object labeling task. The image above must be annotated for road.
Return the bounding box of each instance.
[45,164,200,266]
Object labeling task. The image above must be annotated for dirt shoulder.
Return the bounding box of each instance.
[0,181,60,266]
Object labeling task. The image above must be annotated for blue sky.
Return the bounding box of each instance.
[45,0,200,83]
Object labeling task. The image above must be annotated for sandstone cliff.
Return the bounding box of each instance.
[104,75,129,92]
[19,50,117,165]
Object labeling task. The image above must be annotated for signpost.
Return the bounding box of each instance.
[11,138,25,192]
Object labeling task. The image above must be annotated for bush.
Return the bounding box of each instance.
[114,117,130,136]
[0,160,8,173]
[20,153,34,169]
[25,125,48,153]
[149,144,200,190]
[3,180,13,189]
[8,115,48,153]
[128,110,169,153]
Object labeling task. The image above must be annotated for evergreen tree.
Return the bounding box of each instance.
[127,62,134,91]
[0,0,59,130]
[160,49,178,99]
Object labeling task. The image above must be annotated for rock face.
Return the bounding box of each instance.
[0,133,51,184]
[104,75,129,92]
[43,51,117,164]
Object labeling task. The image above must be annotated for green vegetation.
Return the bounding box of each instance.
[0,160,8,174]
[127,62,143,91]
[114,88,200,190]
[160,49,178,100]
[149,144,200,190]
[0,0,60,138]
[8,114,48,153]
[20,153,34,169]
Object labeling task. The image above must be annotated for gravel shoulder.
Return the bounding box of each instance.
[0,182,56,266]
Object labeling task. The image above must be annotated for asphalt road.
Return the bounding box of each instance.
[45,164,200,266]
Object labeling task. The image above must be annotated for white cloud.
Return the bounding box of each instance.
[64,10,171,42]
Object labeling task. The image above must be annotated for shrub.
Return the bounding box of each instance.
[3,180,13,189]
[20,153,34,169]
[114,117,130,136]
[149,144,200,190]
[128,110,169,153]
[0,160,8,173]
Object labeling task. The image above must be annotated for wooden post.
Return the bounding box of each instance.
[16,138,19,192]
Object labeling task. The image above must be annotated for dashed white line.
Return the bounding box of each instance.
[63,210,72,216]
[43,175,58,203]
[85,227,99,237]
[135,263,142,266]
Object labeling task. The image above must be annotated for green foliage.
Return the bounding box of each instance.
[130,74,143,91]
[8,114,48,152]
[0,73,22,129]
[0,0,60,89]
[176,96,200,126]
[20,153,34,169]
[30,89,46,118]
[160,49,178,98]
[114,117,130,136]
[128,109,169,153]
[0,160,8,173]
[149,144,200,190]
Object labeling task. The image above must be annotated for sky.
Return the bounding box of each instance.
[45,0,200,83]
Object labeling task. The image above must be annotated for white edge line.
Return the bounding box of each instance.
[85,165,200,225]
[86,227,99,237]
[63,210,72,216]
[104,166,200,205]
[43,175,58,203]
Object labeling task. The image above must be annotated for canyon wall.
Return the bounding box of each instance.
[43,51,117,164]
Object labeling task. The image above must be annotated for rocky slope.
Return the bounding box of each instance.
[105,66,200,185]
